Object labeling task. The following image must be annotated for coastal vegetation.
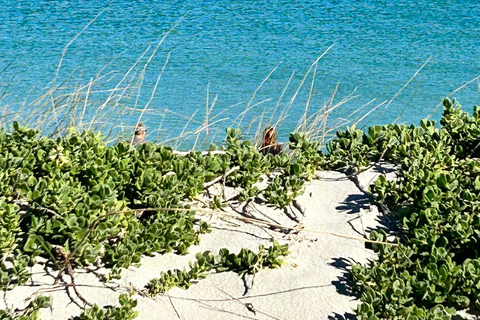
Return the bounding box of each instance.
[145,241,289,296]
[326,99,480,319]
[0,120,314,319]
[1,98,480,319]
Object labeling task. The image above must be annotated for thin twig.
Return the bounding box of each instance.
[167,292,181,319]
[54,11,104,85]
[169,284,332,302]
[345,167,391,216]
[215,287,283,320]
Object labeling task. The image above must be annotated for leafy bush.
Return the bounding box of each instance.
[0,198,30,291]
[325,99,480,319]
[223,128,325,208]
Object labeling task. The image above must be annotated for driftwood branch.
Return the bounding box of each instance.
[204,166,240,189]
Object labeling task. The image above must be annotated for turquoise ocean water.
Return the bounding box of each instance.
[1,1,479,147]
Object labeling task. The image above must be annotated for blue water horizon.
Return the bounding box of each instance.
[1,0,479,149]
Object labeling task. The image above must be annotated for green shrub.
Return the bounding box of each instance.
[325,99,480,319]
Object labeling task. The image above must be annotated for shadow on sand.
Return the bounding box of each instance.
[329,167,401,320]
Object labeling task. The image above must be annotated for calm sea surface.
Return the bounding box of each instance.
[1,1,479,147]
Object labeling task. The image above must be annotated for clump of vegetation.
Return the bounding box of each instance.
[0,295,51,320]
[145,240,289,295]
[222,127,325,207]
[0,123,226,285]
[325,98,480,319]
[0,122,314,283]
[5,97,479,319]
[74,294,138,320]
[0,121,322,318]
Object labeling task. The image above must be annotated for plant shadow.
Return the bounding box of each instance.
[328,257,359,320]
[335,193,370,215]
[327,312,357,320]
[336,186,401,238]
[329,257,357,297]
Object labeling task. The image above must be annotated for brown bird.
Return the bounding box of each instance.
[260,126,282,156]
[129,123,147,146]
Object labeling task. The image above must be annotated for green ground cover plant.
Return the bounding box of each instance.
[0,123,316,318]
[222,127,325,207]
[74,294,138,320]
[325,98,480,319]
[145,240,289,295]
[0,296,51,320]
[2,97,479,319]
